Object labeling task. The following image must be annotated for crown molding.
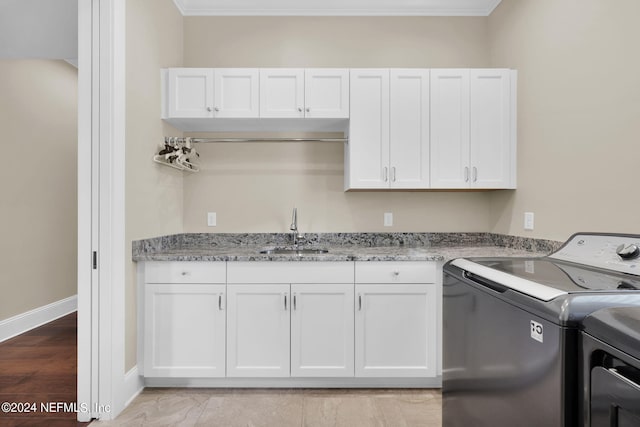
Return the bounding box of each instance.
[172,0,502,17]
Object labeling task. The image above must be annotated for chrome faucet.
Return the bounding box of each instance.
[290,208,304,246]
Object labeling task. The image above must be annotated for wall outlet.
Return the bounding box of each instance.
[524,212,534,230]
[207,212,217,227]
[384,212,393,227]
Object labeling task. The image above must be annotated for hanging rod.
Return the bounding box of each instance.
[165,136,348,144]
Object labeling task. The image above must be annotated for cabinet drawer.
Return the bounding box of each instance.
[227,262,353,284]
[145,261,226,284]
[355,261,436,284]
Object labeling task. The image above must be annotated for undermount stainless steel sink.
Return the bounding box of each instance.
[259,248,329,255]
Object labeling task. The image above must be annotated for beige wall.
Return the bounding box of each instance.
[182,17,493,233]
[488,0,640,241]
[125,0,184,370]
[0,60,77,321]
[184,17,489,68]
[124,1,640,371]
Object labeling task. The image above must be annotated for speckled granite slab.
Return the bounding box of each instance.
[132,232,562,262]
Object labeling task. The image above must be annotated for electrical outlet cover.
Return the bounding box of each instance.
[384,212,393,227]
[207,212,217,227]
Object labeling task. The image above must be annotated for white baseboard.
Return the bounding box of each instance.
[123,366,144,407]
[0,295,78,343]
[144,376,442,388]
[103,366,144,420]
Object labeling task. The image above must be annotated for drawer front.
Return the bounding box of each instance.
[145,261,226,284]
[355,261,436,284]
[227,262,353,284]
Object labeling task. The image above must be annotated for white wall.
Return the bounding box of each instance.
[0,60,77,321]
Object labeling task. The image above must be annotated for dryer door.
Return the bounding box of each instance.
[591,366,640,426]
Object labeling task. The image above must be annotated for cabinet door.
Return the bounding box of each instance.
[167,68,214,118]
[144,284,226,377]
[291,283,354,377]
[470,69,513,188]
[430,69,470,188]
[355,284,436,377]
[390,69,430,189]
[347,69,390,189]
[227,284,290,377]
[304,69,349,118]
[259,69,304,118]
[213,68,259,118]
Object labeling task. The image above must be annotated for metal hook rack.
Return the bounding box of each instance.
[155,136,348,172]
[165,136,348,144]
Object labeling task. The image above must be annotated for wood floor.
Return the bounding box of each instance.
[0,312,89,427]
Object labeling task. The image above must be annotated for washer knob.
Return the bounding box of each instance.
[616,244,640,260]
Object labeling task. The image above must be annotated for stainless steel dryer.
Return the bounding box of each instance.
[443,233,640,427]
[582,307,640,427]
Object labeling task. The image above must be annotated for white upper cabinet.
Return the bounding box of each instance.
[347,69,430,190]
[260,68,349,118]
[259,68,304,118]
[304,69,349,118]
[213,68,259,118]
[470,69,515,189]
[346,69,390,189]
[430,68,516,189]
[389,69,430,189]
[161,67,515,189]
[164,68,258,119]
[166,68,214,118]
[430,69,471,189]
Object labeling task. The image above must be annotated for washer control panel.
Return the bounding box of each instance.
[549,233,640,276]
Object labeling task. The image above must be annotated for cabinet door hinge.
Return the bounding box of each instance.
[92,251,98,270]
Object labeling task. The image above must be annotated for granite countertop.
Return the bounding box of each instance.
[132,233,561,262]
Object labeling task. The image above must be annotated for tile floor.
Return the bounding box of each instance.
[91,388,441,427]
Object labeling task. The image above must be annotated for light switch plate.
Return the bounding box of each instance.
[384,212,393,227]
[207,212,217,227]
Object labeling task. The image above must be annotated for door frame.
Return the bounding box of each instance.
[78,0,129,421]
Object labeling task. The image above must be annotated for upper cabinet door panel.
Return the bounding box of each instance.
[348,69,390,189]
[470,69,512,189]
[430,69,470,189]
[167,68,214,118]
[390,69,430,189]
[213,68,259,118]
[260,69,304,118]
[304,69,349,118]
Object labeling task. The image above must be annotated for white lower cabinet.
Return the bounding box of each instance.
[226,282,355,378]
[226,284,291,377]
[355,284,436,377]
[291,283,355,377]
[144,283,226,377]
[142,260,440,383]
[354,261,438,378]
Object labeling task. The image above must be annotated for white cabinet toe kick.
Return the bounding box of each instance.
[137,260,442,388]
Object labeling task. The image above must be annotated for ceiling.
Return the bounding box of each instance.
[173,0,503,16]
[0,0,77,60]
